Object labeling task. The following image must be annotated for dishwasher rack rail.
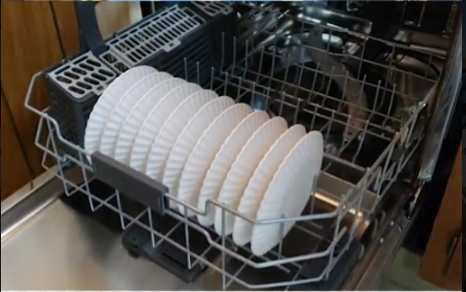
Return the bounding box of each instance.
[24,3,449,290]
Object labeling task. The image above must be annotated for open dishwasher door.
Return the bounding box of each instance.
[2,1,461,291]
[1,169,210,291]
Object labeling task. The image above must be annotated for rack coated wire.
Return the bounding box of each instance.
[25,5,441,290]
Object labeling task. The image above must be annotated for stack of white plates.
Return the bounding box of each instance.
[84,66,324,256]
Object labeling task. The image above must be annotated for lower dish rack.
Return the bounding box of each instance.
[24,4,442,290]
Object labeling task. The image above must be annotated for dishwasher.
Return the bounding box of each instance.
[1,1,462,290]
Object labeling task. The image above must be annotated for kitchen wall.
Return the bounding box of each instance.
[0,1,141,200]
[95,2,142,40]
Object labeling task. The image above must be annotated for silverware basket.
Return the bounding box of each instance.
[45,3,235,157]
[24,1,461,290]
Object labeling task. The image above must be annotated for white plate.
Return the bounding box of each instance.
[122,82,201,170]
[251,131,324,256]
[178,103,252,216]
[163,96,235,209]
[128,82,204,172]
[99,74,181,158]
[232,125,306,246]
[145,89,217,184]
[213,117,288,236]
[112,72,174,164]
[197,111,269,227]
[84,66,157,161]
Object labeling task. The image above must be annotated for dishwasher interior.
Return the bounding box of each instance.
[20,1,461,290]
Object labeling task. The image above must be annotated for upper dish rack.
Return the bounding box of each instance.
[24,2,454,290]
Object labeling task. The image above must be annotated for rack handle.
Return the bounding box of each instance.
[91,151,168,215]
[74,2,106,55]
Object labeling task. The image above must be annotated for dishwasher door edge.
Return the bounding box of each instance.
[1,166,83,241]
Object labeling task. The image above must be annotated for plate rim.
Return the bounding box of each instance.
[113,72,175,163]
[177,102,252,216]
[84,66,157,157]
[213,116,288,235]
[232,124,307,246]
[197,111,270,226]
[161,96,235,208]
[250,131,324,256]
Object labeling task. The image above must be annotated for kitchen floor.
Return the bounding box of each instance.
[376,248,441,291]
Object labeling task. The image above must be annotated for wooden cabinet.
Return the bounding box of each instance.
[1,2,70,178]
[1,94,32,200]
[0,2,141,198]
[1,2,79,184]
[51,2,81,57]
[419,143,463,290]
[1,2,140,187]
[0,2,80,199]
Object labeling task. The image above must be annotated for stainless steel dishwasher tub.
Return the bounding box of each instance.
[1,169,213,291]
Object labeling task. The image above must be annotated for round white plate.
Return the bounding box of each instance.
[213,117,288,236]
[84,66,156,161]
[178,103,252,217]
[145,89,216,183]
[128,83,205,172]
[112,72,173,164]
[197,111,269,227]
[163,96,235,210]
[233,125,306,246]
[99,74,181,158]
[251,131,324,256]
[123,82,201,170]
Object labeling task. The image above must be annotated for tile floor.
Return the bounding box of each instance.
[376,248,441,291]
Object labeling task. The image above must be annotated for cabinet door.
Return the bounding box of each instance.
[51,2,80,57]
[1,1,65,178]
[419,143,462,290]
[1,94,32,200]
[1,2,141,180]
